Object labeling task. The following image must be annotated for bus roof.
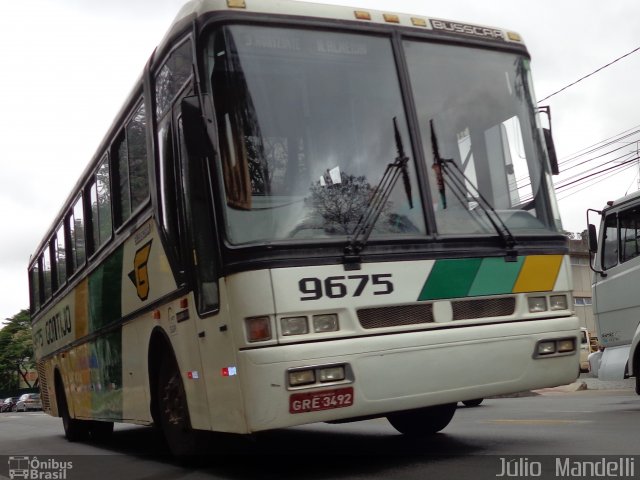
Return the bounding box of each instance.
[162,0,525,49]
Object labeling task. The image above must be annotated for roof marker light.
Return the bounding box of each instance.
[227,0,246,9]
[507,32,522,42]
[354,10,371,21]
[383,14,400,23]
[411,17,428,27]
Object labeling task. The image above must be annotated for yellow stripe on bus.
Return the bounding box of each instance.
[512,255,563,293]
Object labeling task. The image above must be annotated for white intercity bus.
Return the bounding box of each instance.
[29,0,580,456]
[587,192,640,393]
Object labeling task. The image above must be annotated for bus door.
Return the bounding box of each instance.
[174,94,247,433]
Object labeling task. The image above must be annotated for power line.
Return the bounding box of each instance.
[538,45,640,103]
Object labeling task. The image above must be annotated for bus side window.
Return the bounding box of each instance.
[29,264,41,313]
[68,195,86,273]
[601,213,618,270]
[42,246,53,302]
[88,155,113,255]
[619,208,640,263]
[54,223,67,289]
[113,102,150,228]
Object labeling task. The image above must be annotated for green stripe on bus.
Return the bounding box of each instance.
[468,256,524,296]
[90,329,123,420]
[419,258,482,300]
[88,247,123,333]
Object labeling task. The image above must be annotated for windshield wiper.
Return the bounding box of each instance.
[343,117,413,269]
[430,120,518,260]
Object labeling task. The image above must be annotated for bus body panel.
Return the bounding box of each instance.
[237,315,579,432]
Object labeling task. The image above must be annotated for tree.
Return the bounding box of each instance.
[0,309,35,392]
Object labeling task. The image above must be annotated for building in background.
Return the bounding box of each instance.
[569,236,595,336]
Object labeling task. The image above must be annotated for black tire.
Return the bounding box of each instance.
[56,377,90,442]
[157,354,206,457]
[387,403,457,436]
[462,398,483,407]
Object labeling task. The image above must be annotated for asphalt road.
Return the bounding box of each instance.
[0,385,638,480]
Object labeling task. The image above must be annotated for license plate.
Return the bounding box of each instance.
[289,387,354,414]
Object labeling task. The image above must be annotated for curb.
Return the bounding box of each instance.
[532,381,588,394]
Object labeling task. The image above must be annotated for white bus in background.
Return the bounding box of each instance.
[29,0,580,457]
[587,192,640,393]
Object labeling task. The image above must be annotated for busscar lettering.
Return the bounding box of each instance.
[430,19,504,40]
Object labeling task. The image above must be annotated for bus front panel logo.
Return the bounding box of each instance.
[129,241,153,301]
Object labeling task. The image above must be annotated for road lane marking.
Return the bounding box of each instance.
[481,419,592,425]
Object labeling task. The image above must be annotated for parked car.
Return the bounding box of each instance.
[0,397,19,412]
[15,393,42,412]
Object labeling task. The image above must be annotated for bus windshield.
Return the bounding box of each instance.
[205,26,425,245]
[404,40,560,236]
[204,25,559,245]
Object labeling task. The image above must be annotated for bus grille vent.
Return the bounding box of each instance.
[451,297,516,320]
[357,304,434,329]
[36,361,50,412]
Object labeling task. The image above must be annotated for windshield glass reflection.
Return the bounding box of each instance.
[405,41,559,235]
[204,26,425,245]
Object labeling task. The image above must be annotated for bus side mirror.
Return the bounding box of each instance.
[587,223,598,253]
[543,128,560,175]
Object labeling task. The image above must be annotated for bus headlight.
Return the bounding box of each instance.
[537,341,556,355]
[557,338,575,353]
[289,369,315,386]
[319,366,345,382]
[313,314,339,332]
[528,296,547,313]
[549,295,568,311]
[281,316,309,336]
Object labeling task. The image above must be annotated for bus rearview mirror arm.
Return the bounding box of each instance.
[537,106,559,175]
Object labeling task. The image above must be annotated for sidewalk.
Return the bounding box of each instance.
[533,373,635,395]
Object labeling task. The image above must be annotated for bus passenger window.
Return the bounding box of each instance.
[42,247,52,301]
[602,214,618,270]
[114,102,150,228]
[29,265,40,312]
[54,224,67,288]
[155,40,193,119]
[68,196,86,272]
[127,103,149,211]
[89,156,113,253]
[114,132,131,226]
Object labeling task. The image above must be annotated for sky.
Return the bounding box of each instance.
[2,0,640,322]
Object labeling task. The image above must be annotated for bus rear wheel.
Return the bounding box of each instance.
[157,355,206,457]
[88,420,114,441]
[387,403,457,436]
[56,378,90,442]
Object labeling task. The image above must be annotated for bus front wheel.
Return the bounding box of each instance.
[157,355,206,456]
[387,403,457,436]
